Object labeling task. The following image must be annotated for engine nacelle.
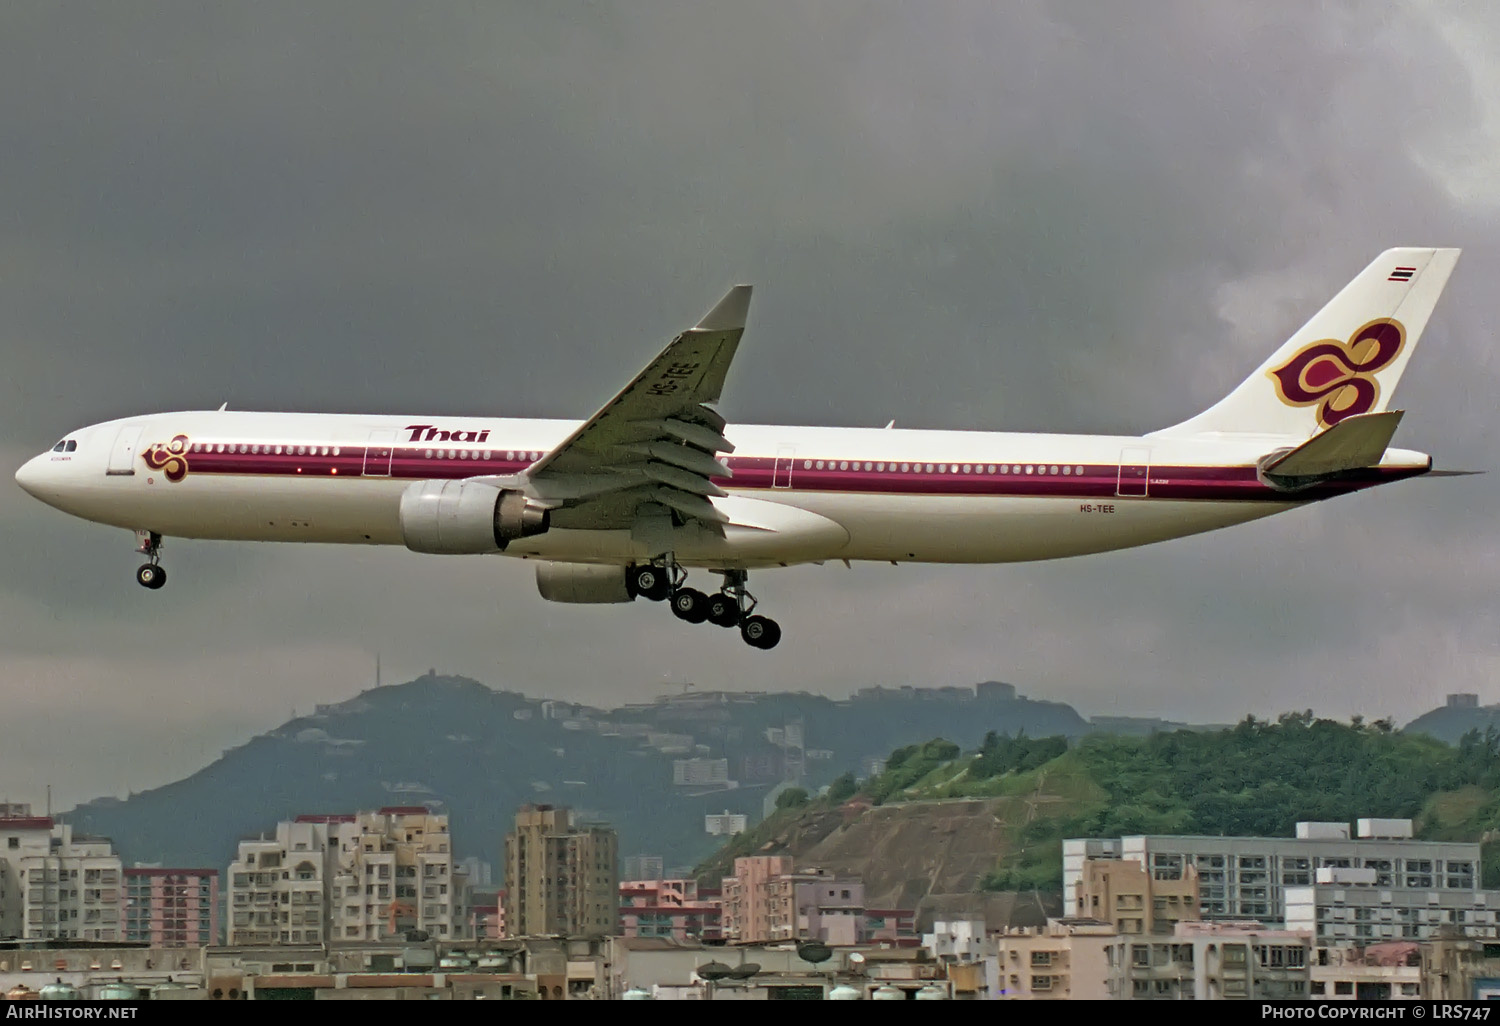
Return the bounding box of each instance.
[536,561,634,604]
[399,479,550,554]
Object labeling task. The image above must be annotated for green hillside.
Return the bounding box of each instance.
[701,716,1500,893]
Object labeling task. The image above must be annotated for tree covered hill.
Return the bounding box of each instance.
[62,673,1089,873]
[704,715,1500,894]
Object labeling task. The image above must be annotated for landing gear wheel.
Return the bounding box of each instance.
[706,592,741,628]
[670,588,709,624]
[631,565,671,602]
[136,563,167,590]
[740,615,781,650]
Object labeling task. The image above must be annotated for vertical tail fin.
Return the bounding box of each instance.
[1154,247,1460,439]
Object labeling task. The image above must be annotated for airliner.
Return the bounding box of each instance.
[15,247,1460,650]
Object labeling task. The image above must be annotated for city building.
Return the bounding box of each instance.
[719,858,866,945]
[1310,942,1423,1000]
[329,808,463,942]
[503,806,618,938]
[672,759,730,786]
[1065,820,1479,923]
[704,811,747,836]
[227,808,464,946]
[1111,921,1312,1000]
[720,856,792,944]
[925,919,987,962]
[990,918,1116,1000]
[618,879,722,942]
[226,816,345,946]
[0,809,124,942]
[124,869,219,947]
[1422,934,1500,999]
[1074,854,1200,934]
[1286,873,1500,944]
[865,908,920,945]
[791,874,865,945]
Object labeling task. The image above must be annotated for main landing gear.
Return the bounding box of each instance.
[628,564,782,650]
[134,530,167,590]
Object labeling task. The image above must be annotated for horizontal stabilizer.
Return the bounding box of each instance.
[1261,410,1404,478]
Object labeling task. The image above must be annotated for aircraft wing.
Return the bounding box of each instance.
[481,287,751,538]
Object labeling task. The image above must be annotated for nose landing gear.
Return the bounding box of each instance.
[134,530,167,590]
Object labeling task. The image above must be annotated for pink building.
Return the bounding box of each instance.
[618,879,722,942]
[469,890,507,939]
[721,856,794,943]
[124,868,220,947]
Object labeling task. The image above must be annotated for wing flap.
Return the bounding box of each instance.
[499,287,751,543]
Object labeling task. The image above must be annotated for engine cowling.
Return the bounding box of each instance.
[535,561,634,604]
[399,479,550,554]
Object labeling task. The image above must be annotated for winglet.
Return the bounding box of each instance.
[694,285,753,331]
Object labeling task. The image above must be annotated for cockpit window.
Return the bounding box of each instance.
[65,440,77,452]
[51,440,78,453]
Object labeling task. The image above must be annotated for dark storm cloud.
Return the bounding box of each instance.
[1,2,1497,808]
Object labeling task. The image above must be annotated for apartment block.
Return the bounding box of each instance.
[1065,820,1478,923]
[719,858,866,945]
[228,807,464,946]
[720,855,792,943]
[504,805,618,937]
[123,868,219,947]
[0,811,123,942]
[619,878,722,942]
[1111,922,1312,1000]
[792,875,864,946]
[1075,855,1200,934]
[226,817,343,945]
[1310,942,1422,1000]
[990,918,1116,1000]
[1286,874,1500,945]
[329,808,462,942]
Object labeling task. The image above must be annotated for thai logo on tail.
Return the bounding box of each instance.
[1267,319,1405,429]
[142,435,191,482]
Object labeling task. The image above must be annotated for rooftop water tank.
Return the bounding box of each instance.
[827,984,862,1000]
[39,980,80,1001]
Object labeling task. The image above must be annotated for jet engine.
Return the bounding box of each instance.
[535,561,634,604]
[399,479,549,554]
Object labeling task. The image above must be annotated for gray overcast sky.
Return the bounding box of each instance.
[2,2,1498,811]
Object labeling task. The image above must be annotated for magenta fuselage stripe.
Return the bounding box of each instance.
[158,443,1424,502]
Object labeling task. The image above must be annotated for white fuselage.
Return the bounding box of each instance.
[14,410,1430,569]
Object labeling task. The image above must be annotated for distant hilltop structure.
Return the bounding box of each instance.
[851,681,1020,702]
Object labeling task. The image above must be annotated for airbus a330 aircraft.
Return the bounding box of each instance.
[15,247,1459,650]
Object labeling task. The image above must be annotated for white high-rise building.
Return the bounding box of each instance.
[0,808,124,942]
[226,816,344,945]
[227,808,465,945]
[330,808,463,942]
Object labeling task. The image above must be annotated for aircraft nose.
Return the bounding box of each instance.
[14,454,46,498]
